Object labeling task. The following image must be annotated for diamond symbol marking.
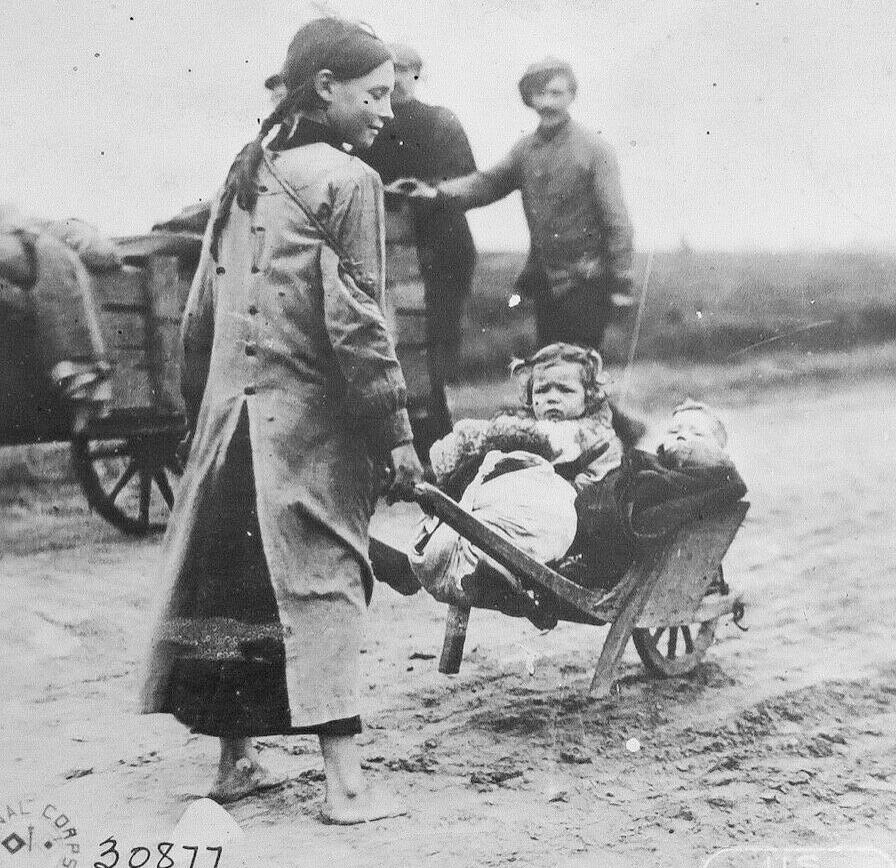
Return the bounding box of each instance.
[2,832,26,854]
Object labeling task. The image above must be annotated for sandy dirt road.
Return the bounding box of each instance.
[1,373,895,867]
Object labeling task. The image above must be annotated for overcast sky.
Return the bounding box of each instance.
[1,0,894,251]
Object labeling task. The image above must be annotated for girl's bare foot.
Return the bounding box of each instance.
[319,733,407,824]
[208,738,286,803]
[207,757,288,804]
[320,784,408,825]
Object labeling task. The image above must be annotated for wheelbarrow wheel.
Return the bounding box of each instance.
[71,428,183,535]
[631,566,725,677]
[632,619,718,677]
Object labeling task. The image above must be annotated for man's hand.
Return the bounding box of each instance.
[543,258,602,300]
[384,178,439,200]
[386,442,425,504]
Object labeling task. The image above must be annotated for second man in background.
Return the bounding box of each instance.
[362,44,478,446]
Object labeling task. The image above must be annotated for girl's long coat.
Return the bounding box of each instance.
[141,141,412,727]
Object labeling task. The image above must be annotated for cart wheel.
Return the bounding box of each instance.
[631,566,724,677]
[71,429,183,535]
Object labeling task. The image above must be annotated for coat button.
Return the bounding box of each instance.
[250,265,260,274]
[245,343,257,356]
[248,304,258,315]
[215,266,225,275]
[257,185,268,193]
[244,385,256,395]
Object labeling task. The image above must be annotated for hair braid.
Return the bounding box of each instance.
[210,95,296,261]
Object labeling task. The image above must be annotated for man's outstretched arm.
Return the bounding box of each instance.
[395,141,520,210]
[437,145,518,209]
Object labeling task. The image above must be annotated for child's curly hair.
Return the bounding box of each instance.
[510,342,610,416]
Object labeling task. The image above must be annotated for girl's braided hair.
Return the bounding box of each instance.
[209,17,390,260]
[510,342,610,415]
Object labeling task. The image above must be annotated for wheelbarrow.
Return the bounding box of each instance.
[392,482,748,697]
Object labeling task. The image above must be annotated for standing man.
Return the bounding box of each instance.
[400,57,633,352]
[362,43,478,442]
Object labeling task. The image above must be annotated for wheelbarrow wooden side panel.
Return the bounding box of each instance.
[590,501,748,696]
[635,501,749,628]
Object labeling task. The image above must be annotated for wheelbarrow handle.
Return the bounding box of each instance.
[411,482,609,618]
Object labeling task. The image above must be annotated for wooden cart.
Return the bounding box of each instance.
[1,217,446,534]
[412,482,748,696]
[1,235,198,534]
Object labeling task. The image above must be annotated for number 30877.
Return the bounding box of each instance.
[94,838,224,868]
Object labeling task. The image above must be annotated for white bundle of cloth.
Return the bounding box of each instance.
[408,449,578,605]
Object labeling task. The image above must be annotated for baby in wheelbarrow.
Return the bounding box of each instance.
[407,342,747,627]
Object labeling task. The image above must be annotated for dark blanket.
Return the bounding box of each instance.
[568,450,748,591]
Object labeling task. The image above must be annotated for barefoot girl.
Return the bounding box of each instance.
[141,17,423,823]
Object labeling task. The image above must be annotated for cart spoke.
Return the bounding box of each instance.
[666,627,678,659]
[651,627,665,646]
[108,459,139,502]
[73,430,181,535]
[682,626,694,653]
[139,468,151,527]
[154,469,175,507]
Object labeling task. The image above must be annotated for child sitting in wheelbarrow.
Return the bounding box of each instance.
[406,344,747,626]
[408,342,623,613]
[563,397,748,597]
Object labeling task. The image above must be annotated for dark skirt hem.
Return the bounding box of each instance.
[179,714,363,739]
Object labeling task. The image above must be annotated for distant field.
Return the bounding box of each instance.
[457,248,896,378]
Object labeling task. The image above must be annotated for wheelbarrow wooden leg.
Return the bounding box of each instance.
[590,611,638,698]
[590,553,666,697]
[439,605,471,674]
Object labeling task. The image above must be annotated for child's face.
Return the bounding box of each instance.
[660,409,728,468]
[663,410,723,447]
[531,362,586,421]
